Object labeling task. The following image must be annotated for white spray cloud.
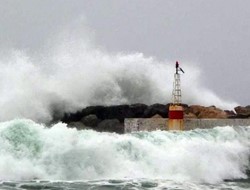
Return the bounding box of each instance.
[0,23,238,122]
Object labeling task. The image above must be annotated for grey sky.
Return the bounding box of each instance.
[1,0,250,105]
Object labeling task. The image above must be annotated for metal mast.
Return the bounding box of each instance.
[172,61,184,105]
[172,73,182,104]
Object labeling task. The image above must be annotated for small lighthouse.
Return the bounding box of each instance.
[168,61,184,130]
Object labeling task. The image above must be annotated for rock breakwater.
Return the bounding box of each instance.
[57,104,250,133]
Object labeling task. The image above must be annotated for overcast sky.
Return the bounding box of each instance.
[1,0,250,105]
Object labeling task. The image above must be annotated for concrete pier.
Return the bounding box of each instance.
[124,118,250,133]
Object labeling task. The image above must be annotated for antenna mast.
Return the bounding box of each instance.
[172,73,182,104]
[172,61,184,105]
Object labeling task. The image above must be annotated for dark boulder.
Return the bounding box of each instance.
[61,111,84,123]
[61,104,148,124]
[97,105,132,122]
[81,114,100,127]
[97,119,124,134]
[62,106,106,123]
[143,104,169,118]
[67,122,87,130]
[81,104,147,121]
[82,106,106,118]
[129,103,148,118]
[234,106,250,118]
[246,105,250,109]
[224,110,236,118]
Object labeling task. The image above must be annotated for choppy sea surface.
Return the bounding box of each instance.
[1,179,250,190]
[0,119,249,189]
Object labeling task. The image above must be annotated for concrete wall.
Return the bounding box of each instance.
[124,118,250,133]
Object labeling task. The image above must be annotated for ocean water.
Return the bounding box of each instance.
[0,119,249,189]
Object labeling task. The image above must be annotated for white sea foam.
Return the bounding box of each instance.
[0,119,249,183]
[0,23,237,122]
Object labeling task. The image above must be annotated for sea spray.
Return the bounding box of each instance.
[0,119,249,183]
[0,23,238,122]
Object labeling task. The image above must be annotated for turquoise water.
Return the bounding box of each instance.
[0,119,249,189]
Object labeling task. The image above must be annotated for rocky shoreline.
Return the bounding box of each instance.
[57,104,250,133]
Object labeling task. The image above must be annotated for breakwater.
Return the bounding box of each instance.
[125,118,250,133]
[59,104,250,133]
